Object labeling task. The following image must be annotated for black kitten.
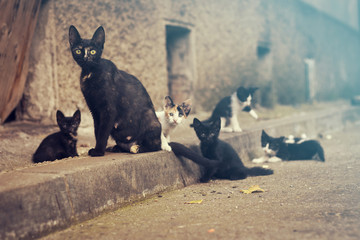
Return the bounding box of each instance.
[69,25,161,156]
[171,118,273,182]
[252,130,325,163]
[193,86,258,132]
[33,110,80,163]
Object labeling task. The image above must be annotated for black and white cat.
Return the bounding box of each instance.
[156,96,191,151]
[33,110,80,163]
[252,130,325,163]
[282,133,308,144]
[194,86,258,132]
[69,26,161,156]
[170,118,273,182]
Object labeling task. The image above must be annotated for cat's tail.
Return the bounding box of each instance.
[245,167,274,176]
[169,142,219,168]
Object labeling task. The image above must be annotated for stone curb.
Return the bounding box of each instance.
[1,105,359,239]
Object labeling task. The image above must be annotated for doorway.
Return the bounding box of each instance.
[165,25,194,104]
[304,58,316,102]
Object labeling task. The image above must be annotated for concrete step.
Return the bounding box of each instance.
[1,104,360,240]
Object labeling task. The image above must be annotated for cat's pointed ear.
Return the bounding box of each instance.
[193,118,201,128]
[164,96,174,109]
[212,118,221,131]
[181,99,192,117]
[56,110,65,123]
[73,109,81,124]
[250,87,259,94]
[262,130,269,137]
[69,25,81,47]
[91,26,105,49]
[236,86,248,101]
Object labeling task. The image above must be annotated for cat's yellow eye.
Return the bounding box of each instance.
[90,49,96,55]
[75,49,81,55]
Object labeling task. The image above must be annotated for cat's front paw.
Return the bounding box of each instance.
[252,157,267,163]
[88,148,105,157]
[161,143,172,152]
[268,156,282,162]
[221,127,234,133]
[232,127,243,133]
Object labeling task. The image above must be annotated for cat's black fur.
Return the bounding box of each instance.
[33,110,80,163]
[171,118,273,182]
[261,130,325,161]
[69,25,161,156]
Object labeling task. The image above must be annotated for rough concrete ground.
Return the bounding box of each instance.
[40,122,360,240]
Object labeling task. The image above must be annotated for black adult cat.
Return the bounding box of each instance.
[33,110,80,163]
[252,130,325,163]
[192,86,258,132]
[69,25,161,156]
[171,118,273,182]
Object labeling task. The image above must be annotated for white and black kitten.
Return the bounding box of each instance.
[33,110,81,163]
[194,86,258,132]
[69,26,161,155]
[252,130,325,163]
[156,96,191,151]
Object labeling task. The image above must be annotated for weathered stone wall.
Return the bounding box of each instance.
[22,0,169,123]
[20,0,360,123]
[268,1,360,104]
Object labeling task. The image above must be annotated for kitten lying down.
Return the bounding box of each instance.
[33,110,80,163]
[156,96,191,151]
[252,130,325,163]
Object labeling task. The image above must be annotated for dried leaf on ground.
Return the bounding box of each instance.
[185,199,203,204]
[240,185,265,194]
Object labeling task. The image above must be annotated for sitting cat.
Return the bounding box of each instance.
[33,110,80,163]
[170,118,273,182]
[156,96,191,151]
[192,86,258,132]
[252,130,325,163]
[69,26,161,156]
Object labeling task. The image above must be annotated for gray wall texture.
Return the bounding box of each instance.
[19,0,360,123]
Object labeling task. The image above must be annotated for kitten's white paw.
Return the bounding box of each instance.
[252,157,266,163]
[162,144,172,152]
[268,156,282,162]
[130,145,140,154]
[249,109,258,119]
[232,127,243,132]
[221,127,234,133]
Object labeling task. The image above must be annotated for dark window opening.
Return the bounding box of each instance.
[257,41,271,59]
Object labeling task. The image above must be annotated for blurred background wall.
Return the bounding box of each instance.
[1,0,359,124]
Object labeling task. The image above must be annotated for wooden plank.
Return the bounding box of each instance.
[0,0,41,124]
